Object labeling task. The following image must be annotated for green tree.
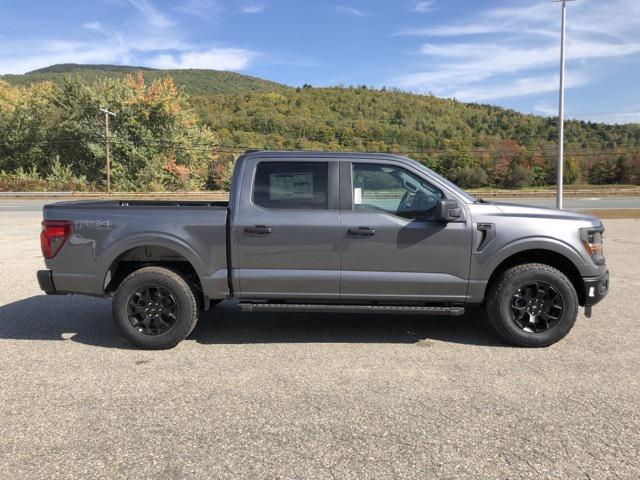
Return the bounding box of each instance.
[504,163,533,188]
[455,165,489,188]
[0,80,54,173]
[48,73,218,190]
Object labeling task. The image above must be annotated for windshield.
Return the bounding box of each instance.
[410,160,476,203]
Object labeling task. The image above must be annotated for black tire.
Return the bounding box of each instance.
[486,263,578,347]
[112,266,198,349]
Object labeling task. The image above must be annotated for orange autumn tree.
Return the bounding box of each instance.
[48,72,218,190]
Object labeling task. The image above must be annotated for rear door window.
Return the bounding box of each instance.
[253,162,328,210]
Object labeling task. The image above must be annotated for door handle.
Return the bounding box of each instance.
[348,227,376,236]
[244,225,273,234]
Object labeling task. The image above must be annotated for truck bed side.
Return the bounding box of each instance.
[42,201,229,301]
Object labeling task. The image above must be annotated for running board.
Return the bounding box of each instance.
[238,303,465,316]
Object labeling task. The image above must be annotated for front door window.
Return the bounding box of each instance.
[352,163,443,220]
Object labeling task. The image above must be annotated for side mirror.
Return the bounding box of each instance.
[435,199,463,222]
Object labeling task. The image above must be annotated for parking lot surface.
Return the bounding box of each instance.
[0,211,638,479]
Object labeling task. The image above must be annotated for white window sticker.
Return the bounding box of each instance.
[270,173,314,200]
[354,187,362,205]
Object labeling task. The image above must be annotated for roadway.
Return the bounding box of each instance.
[1,196,638,212]
[487,196,640,209]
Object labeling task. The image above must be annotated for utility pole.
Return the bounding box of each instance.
[553,0,575,209]
[99,107,116,192]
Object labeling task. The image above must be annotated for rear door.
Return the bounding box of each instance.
[339,159,473,302]
[233,156,341,300]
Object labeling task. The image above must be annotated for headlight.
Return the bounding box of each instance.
[580,227,605,265]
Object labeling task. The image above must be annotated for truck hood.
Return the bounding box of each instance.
[491,201,601,224]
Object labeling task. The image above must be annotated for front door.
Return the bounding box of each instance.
[340,160,473,303]
[234,158,341,300]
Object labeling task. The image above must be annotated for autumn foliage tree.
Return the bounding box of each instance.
[1,73,218,191]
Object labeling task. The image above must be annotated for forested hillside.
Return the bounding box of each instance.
[1,64,639,191]
[194,86,640,187]
[2,64,286,95]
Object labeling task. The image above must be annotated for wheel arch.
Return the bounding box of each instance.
[486,249,585,306]
[102,239,205,307]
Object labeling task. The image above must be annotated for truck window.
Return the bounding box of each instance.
[253,162,329,210]
[352,163,443,220]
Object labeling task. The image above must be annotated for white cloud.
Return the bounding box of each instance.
[534,102,557,116]
[148,47,257,70]
[241,4,265,14]
[127,0,173,28]
[335,6,368,17]
[0,0,259,74]
[82,21,109,35]
[452,74,588,103]
[391,0,640,102]
[0,41,128,74]
[413,2,435,14]
[176,0,222,21]
[398,23,503,37]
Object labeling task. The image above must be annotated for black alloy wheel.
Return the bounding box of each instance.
[510,281,565,333]
[127,284,179,336]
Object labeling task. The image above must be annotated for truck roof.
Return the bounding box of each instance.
[241,149,412,162]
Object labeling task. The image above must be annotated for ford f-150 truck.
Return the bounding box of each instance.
[37,150,609,349]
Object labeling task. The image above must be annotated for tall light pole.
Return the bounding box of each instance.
[553,0,575,209]
[99,107,116,193]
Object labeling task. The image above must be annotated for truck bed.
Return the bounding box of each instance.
[42,199,230,299]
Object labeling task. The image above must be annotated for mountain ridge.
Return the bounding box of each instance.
[2,63,288,95]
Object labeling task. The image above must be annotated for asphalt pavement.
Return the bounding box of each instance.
[0,211,638,479]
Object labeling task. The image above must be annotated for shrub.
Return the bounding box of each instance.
[504,164,533,188]
[454,166,489,189]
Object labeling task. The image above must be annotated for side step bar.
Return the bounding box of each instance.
[238,303,465,316]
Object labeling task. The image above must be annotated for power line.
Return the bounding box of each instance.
[5,134,640,157]
[4,139,640,159]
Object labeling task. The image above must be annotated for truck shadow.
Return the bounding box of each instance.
[0,295,130,349]
[194,302,507,347]
[0,295,509,348]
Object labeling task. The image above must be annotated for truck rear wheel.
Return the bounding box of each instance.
[486,263,578,347]
[112,266,198,349]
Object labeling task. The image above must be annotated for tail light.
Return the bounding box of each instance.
[41,220,73,259]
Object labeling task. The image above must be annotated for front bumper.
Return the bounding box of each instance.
[584,270,609,307]
[37,270,56,294]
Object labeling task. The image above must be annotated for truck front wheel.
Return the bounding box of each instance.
[112,266,199,349]
[486,263,578,347]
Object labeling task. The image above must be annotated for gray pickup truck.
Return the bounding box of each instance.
[38,150,609,349]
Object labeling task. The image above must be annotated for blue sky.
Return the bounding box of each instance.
[1,0,639,124]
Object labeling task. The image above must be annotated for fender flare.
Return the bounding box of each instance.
[478,236,588,281]
[99,232,207,290]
